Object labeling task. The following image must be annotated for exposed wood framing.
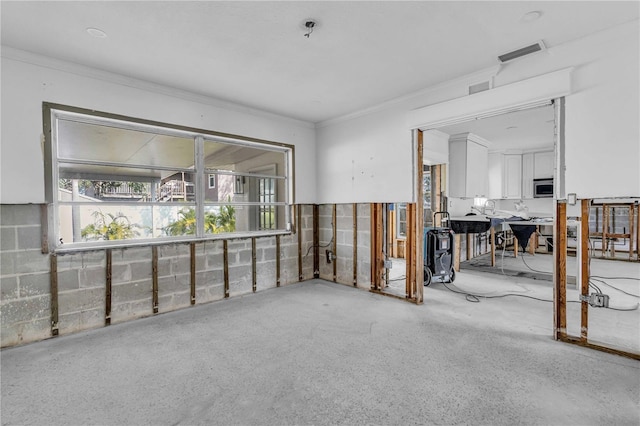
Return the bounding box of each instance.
[602,205,609,257]
[370,203,384,291]
[559,335,640,361]
[454,234,461,272]
[332,204,337,282]
[50,254,59,336]
[406,203,416,298]
[415,131,424,304]
[297,205,303,281]
[40,204,49,254]
[105,249,112,325]
[580,199,590,342]
[276,235,281,287]
[190,243,196,305]
[637,202,640,259]
[433,165,441,227]
[223,240,230,298]
[466,234,473,260]
[313,204,319,278]
[629,203,635,261]
[554,201,567,339]
[252,238,257,293]
[152,246,159,314]
[353,203,358,287]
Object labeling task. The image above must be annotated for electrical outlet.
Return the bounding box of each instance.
[384,259,393,269]
[326,250,333,263]
[589,293,609,308]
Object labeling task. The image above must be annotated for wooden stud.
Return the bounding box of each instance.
[602,204,608,257]
[40,204,49,254]
[313,204,319,278]
[50,254,59,336]
[223,240,230,298]
[276,235,281,287]
[433,165,441,227]
[415,130,424,304]
[370,204,375,290]
[297,205,303,281]
[629,204,635,260]
[105,249,112,325]
[514,237,518,258]
[353,203,358,287]
[554,202,568,339]
[370,203,384,291]
[466,234,473,260]
[636,202,640,259]
[529,232,536,255]
[559,335,640,361]
[332,204,337,283]
[580,199,590,342]
[152,246,159,314]
[190,243,196,305]
[252,237,257,292]
[406,203,416,299]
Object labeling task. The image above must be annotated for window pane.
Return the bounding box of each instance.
[57,119,194,169]
[58,204,153,244]
[205,204,288,234]
[204,174,284,203]
[58,168,196,203]
[203,140,285,174]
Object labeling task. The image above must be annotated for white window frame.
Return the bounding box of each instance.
[208,174,216,189]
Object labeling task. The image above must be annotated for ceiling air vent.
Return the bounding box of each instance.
[469,80,491,95]
[498,40,546,63]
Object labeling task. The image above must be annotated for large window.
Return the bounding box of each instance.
[45,104,293,250]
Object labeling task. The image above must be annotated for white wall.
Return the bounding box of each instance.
[0,50,317,204]
[316,20,639,203]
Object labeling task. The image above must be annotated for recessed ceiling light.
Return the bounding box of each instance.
[521,11,542,23]
[506,126,518,130]
[86,27,107,38]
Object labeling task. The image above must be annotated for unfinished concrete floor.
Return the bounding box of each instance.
[2,278,639,425]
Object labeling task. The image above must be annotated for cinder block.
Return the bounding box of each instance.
[1,318,51,348]
[113,246,151,263]
[158,274,190,294]
[0,295,51,324]
[1,276,19,300]
[58,287,104,313]
[256,261,276,291]
[130,261,152,281]
[204,253,224,271]
[0,205,41,227]
[57,269,80,291]
[1,227,16,251]
[157,258,172,277]
[56,251,105,271]
[111,280,152,304]
[170,257,191,276]
[158,243,190,258]
[238,249,252,265]
[15,250,50,274]
[17,226,42,250]
[111,263,131,284]
[18,272,50,297]
[0,252,15,276]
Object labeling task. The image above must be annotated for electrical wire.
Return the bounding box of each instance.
[590,277,639,298]
[303,236,333,258]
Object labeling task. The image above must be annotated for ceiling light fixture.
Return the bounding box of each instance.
[86,27,107,38]
[303,20,317,38]
[521,11,542,23]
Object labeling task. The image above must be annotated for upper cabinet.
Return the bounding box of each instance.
[502,154,522,199]
[534,151,554,179]
[449,133,489,198]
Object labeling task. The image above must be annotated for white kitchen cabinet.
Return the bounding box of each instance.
[449,133,488,198]
[521,153,534,199]
[534,151,554,179]
[502,154,522,199]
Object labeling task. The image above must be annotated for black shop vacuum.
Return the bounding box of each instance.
[423,211,455,286]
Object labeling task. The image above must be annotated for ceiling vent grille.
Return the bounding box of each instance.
[469,80,491,95]
[498,40,546,63]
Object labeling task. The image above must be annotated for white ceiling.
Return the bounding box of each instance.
[1,1,638,124]
[437,103,555,152]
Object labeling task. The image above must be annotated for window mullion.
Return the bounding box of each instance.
[195,136,205,238]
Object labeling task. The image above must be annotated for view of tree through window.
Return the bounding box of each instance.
[46,104,292,249]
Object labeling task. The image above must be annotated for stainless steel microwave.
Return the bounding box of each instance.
[533,178,554,198]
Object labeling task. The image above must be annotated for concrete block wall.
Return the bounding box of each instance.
[0,204,315,348]
[0,205,51,346]
[318,204,334,281]
[317,203,372,290]
[356,204,371,290]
